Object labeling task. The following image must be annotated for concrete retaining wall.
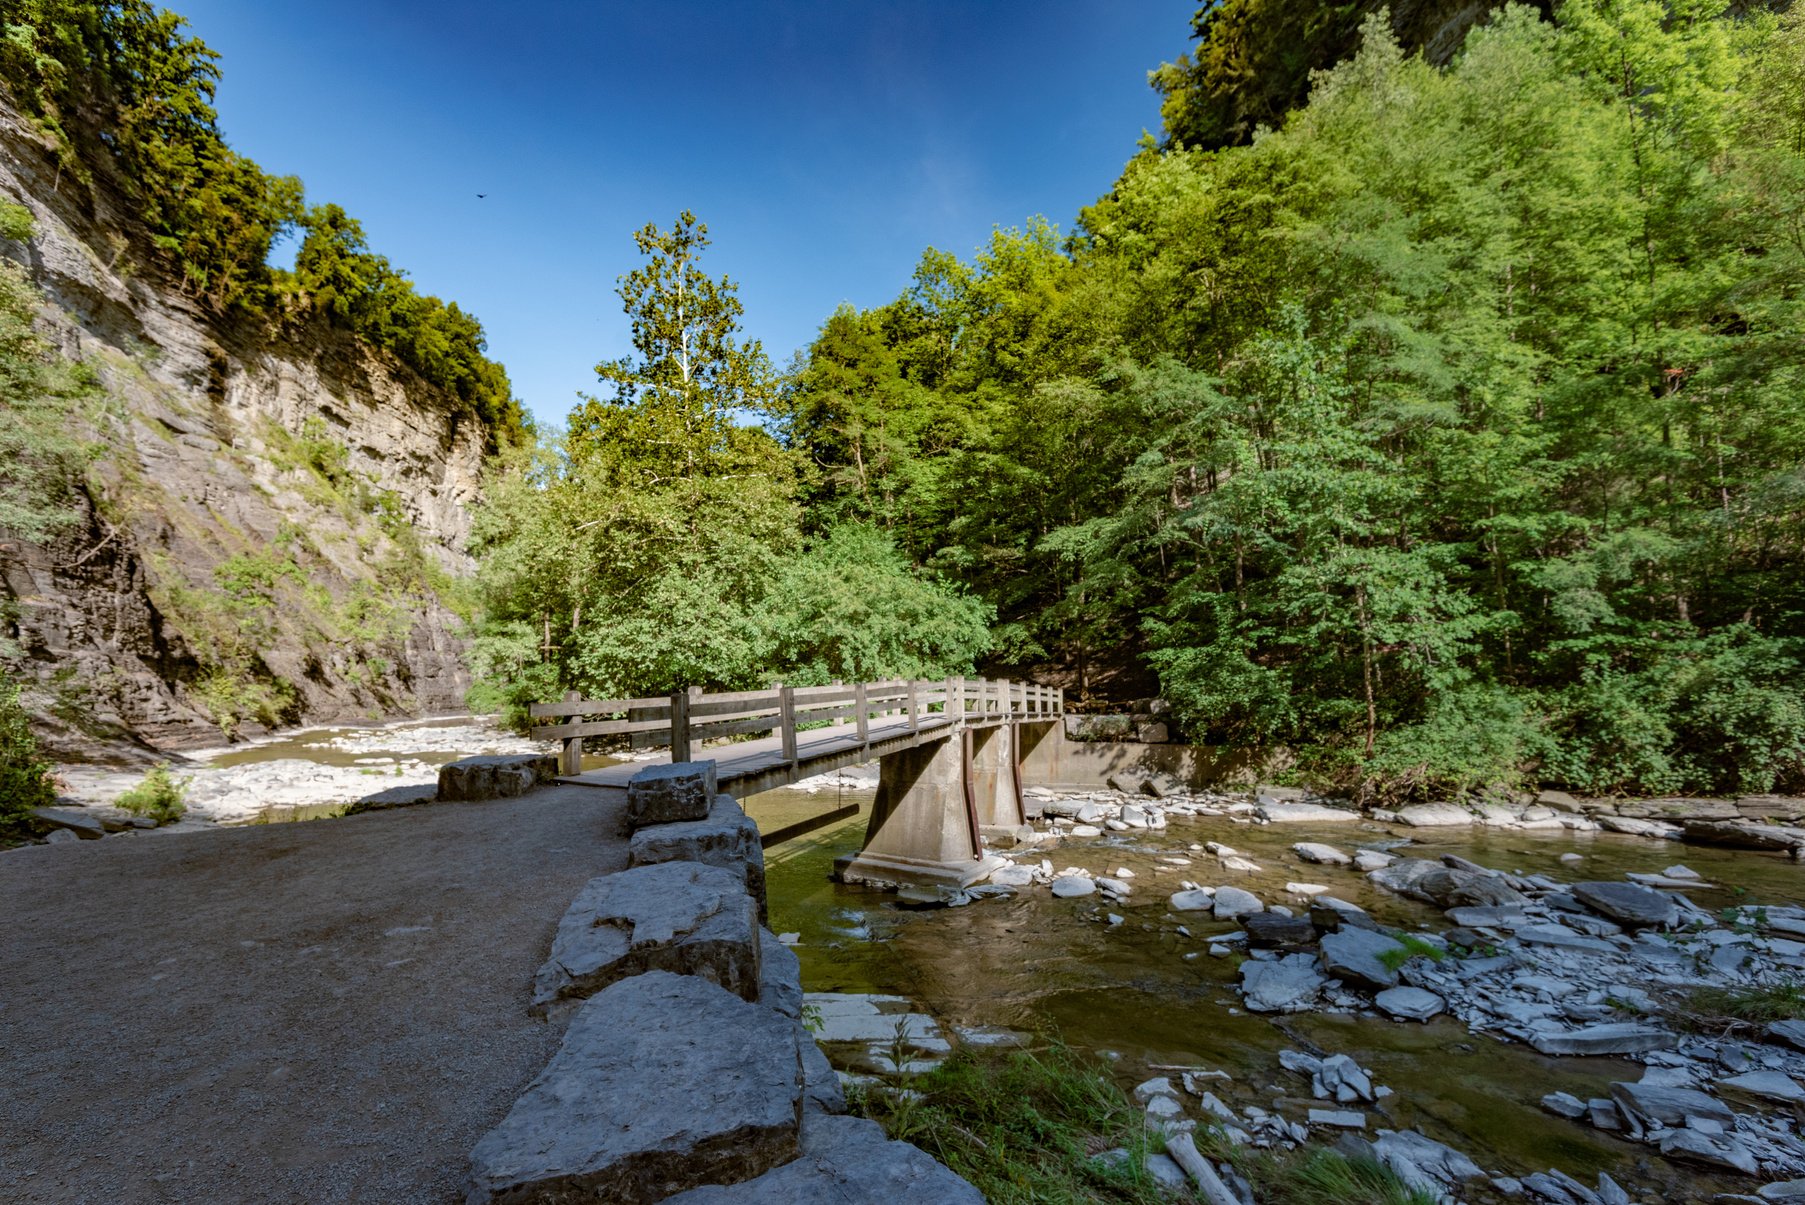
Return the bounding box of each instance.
[1020,721,1291,791]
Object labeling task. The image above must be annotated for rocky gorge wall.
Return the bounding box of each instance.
[0,104,493,761]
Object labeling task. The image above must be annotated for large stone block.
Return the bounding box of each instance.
[759,927,803,1021]
[1063,713,1135,741]
[468,971,803,1205]
[435,754,559,802]
[629,794,767,923]
[532,862,760,1013]
[628,761,719,828]
[662,1115,983,1204]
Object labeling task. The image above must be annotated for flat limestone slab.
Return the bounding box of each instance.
[532,862,760,1012]
[662,1115,983,1204]
[468,971,803,1205]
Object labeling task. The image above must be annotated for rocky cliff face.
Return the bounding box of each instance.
[0,107,494,762]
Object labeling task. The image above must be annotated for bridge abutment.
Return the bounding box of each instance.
[837,733,1003,890]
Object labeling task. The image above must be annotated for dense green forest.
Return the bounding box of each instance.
[479,0,1805,799]
[0,0,523,441]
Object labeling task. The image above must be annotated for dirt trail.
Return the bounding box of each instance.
[0,785,626,1204]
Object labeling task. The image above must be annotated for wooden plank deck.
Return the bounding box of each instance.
[560,711,969,798]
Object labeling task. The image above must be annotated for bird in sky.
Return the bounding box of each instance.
[476,193,487,199]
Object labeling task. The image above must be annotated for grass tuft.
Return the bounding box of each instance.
[115,764,189,824]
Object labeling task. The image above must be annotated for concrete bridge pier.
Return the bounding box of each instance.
[969,724,1026,844]
[837,733,1004,890]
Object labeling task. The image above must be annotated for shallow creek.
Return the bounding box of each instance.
[743,785,1805,1196]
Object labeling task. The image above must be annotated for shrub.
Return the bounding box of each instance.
[115,764,189,823]
[0,200,34,242]
[1359,682,1550,801]
[0,670,56,831]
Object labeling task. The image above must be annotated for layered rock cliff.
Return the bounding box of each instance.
[0,107,496,762]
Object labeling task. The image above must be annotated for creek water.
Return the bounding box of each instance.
[743,783,1805,1195]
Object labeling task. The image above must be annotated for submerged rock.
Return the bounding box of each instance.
[1241,954,1326,1013]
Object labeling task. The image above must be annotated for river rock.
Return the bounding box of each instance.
[1372,1129,1485,1187]
[662,1114,981,1204]
[1527,1023,1675,1056]
[1599,815,1683,838]
[1611,1080,1733,1128]
[1658,1127,1759,1176]
[1096,876,1133,896]
[989,864,1037,888]
[627,761,720,828]
[1541,1091,1588,1119]
[1169,888,1215,911]
[1414,868,1527,909]
[1375,986,1444,1021]
[1213,886,1264,919]
[1258,802,1363,823]
[1444,905,1529,929]
[1683,819,1805,852]
[1352,850,1395,872]
[468,971,802,1204]
[1051,875,1095,898]
[1293,842,1352,866]
[1241,953,1326,1012]
[43,827,80,845]
[1310,900,1379,933]
[1319,928,1405,991]
[32,807,106,839]
[1719,1070,1805,1104]
[532,862,760,1012]
[1120,804,1150,828]
[1367,858,1441,901]
[1768,1020,1805,1051]
[1243,912,1316,947]
[1515,924,1616,954]
[1571,881,1678,929]
[629,793,767,922]
[1396,803,1475,827]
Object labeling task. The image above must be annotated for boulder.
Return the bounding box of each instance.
[1141,772,1183,797]
[1051,875,1095,898]
[1571,881,1678,929]
[1310,900,1379,933]
[627,761,720,828]
[1719,1070,1805,1104]
[43,827,79,845]
[1168,888,1215,911]
[1319,928,1406,991]
[1598,815,1682,838]
[436,754,558,801]
[1352,850,1396,872]
[664,1115,983,1204]
[32,807,107,839]
[532,862,760,1012]
[1293,842,1352,866]
[1243,912,1317,947]
[1375,986,1444,1021]
[1768,1020,1805,1051]
[1241,953,1326,1013]
[1071,714,1136,742]
[629,793,767,922]
[467,971,802,1204]
[1213,885,1264,919]
[1443,905,1528,930]
[801,1041,846,1117]
[1514,924,1615,954]
[988,864,1037,888]
[1658,1127,1759,1176]
[1395,803,1475,827]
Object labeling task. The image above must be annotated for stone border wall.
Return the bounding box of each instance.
[463,761,983,1204]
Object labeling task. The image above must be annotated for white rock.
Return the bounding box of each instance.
[1050,876,1095,899]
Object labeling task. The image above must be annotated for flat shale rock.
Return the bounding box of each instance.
[1320,928,1406,991]
[664,1115,982,1204]
[629,794,768,922]
[1572,881,1679,928]
[628,761,719,828]
[532,862,760,1012]
[467,971,803,1205]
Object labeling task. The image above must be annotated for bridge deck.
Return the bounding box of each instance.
[561,711,980,797]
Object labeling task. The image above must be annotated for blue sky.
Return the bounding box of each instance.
[176,1,1186,428]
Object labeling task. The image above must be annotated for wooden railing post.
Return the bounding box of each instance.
[778,683,797,765]
[855,681,869,744]
[946,676,960,721]
[998,677,1012,720]
[670,687,692,763]
[907,679,920,731]
[560,689,582,775]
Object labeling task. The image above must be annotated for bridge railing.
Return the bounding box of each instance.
[529,676,1065,776]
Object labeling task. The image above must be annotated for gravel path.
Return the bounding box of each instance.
[0,785,628,1204]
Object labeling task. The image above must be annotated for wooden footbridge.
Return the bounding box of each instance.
[530,678,1066,887]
